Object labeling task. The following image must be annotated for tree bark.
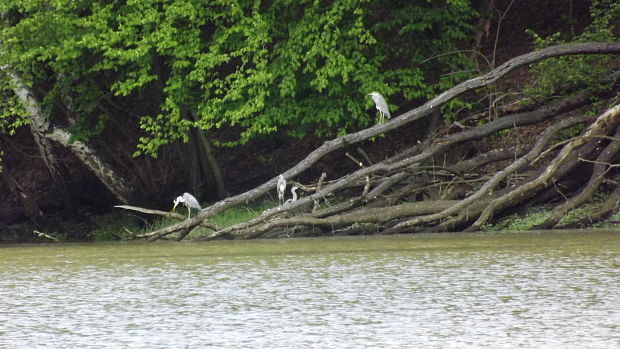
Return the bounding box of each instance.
[3,68,135,204]
[382,114,591,235]
[533,128,620,229]
[469,103,620,231]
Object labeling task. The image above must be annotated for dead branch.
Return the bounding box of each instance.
[469,103,620,231]
[114,205,218,231]
[382,114,592,235]
[533,127,620,229]
[237,200,461,239]
[447,146,529,174]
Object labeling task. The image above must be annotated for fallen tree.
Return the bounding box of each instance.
[116,42,620,241]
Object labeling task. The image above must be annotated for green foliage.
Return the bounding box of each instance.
[1,0,477,157]
[209,201,274,228]
[489,207,550,231]
[525,0,620,99]
[0,72,29,137]
[0,72,28,172]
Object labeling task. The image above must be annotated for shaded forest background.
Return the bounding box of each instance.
[1,0,619,242]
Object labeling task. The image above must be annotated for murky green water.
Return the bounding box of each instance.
[1,231,619,348]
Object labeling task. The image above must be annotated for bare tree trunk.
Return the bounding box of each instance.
[3,68,134,204]
[195,130,227,198]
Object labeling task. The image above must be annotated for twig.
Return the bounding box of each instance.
[535,135,620,163]
[357,148,374,166]
[345,152,364,167]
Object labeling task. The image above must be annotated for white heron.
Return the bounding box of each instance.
[284,186,299,205]
[368,92,390,123]
[277,174,286,205]
[173,192,202,218]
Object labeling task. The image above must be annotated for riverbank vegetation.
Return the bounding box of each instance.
[1,0,619,242]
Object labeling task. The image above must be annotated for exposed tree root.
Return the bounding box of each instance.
[468,103,620,231]
[532,128,620,229]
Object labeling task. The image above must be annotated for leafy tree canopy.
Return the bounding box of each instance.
[1,0,477,156]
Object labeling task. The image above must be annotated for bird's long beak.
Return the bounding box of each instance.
[172,202,178,211]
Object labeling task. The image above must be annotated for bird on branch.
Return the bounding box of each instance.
[368,91,391,123]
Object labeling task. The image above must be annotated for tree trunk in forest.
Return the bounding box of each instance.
[3,69,134,204]
[196,130,227,199]
[189,112,227,199]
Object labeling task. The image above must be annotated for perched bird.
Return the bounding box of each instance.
[173,192,202,218]
[277,175,287,205]
[368,92,391,122]
[284,186,299,205]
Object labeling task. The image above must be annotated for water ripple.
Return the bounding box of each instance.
[1,232,619,348]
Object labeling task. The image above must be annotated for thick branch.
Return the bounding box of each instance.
[533,128,620,229]
[239,200,460,239]
[469,103,620,231]
[382,114,592,234]
[3,67,135,204]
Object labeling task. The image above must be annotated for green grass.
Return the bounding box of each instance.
[210,202,275,227]
[157,200,276,239]
[488,207,550,232]
[488,198,620,232]
[87,200,279,241]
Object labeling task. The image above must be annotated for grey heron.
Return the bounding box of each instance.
[368,92,390,122]
[173,192,202,218]
[284,186,299,205]
[277,174,286,205]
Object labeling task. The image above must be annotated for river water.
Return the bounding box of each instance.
[1,231,619,348]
